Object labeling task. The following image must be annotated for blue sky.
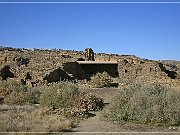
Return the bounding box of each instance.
[0,1,180,60]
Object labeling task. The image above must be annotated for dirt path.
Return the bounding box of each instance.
[72,88,124,133]
[63,88,180,135]
[62,88,122,134]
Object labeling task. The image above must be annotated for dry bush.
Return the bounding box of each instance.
[40,82,104,117]
[103,83,180,126]
[0,108,73,132]
[1,80,104,117]
[4,91,32,105]
[89,72,113,88]
[0,79,41,105]
[43,93,104,118]
[72,92,104,113]
[40,82,79,108]
[0,88,12,97]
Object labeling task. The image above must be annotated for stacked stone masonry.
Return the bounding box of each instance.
[0,47,180,89]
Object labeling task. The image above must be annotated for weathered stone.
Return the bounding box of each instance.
[0,46,179,88]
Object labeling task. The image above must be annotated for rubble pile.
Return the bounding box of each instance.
[72,92,104,112]
[43,93,104,117]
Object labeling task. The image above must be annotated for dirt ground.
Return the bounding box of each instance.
[63,88,180,135]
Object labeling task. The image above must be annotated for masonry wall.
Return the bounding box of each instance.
[0,47,180,88]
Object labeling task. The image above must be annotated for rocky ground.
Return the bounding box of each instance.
[0,47,180,134]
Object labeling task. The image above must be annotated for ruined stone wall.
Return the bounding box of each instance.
[117,57,180,88]
[0,47,179,88]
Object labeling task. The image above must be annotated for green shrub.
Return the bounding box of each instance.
[0,79,41,105]
[89,72,113,88]
[103,83,180,126]
[0,79,28,93]
[40,82,79,108]
[28,87,42,104]
[39,82,104,114]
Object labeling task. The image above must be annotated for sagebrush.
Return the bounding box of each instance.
[0,79,41,105]
[40,81,79,108]
[39,82,104,113]
[103,83,180,126]
[89,72,113,88]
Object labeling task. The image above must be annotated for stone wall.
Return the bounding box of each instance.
[0,47,179,88]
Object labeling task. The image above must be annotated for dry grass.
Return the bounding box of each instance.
[0,108,74,133]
